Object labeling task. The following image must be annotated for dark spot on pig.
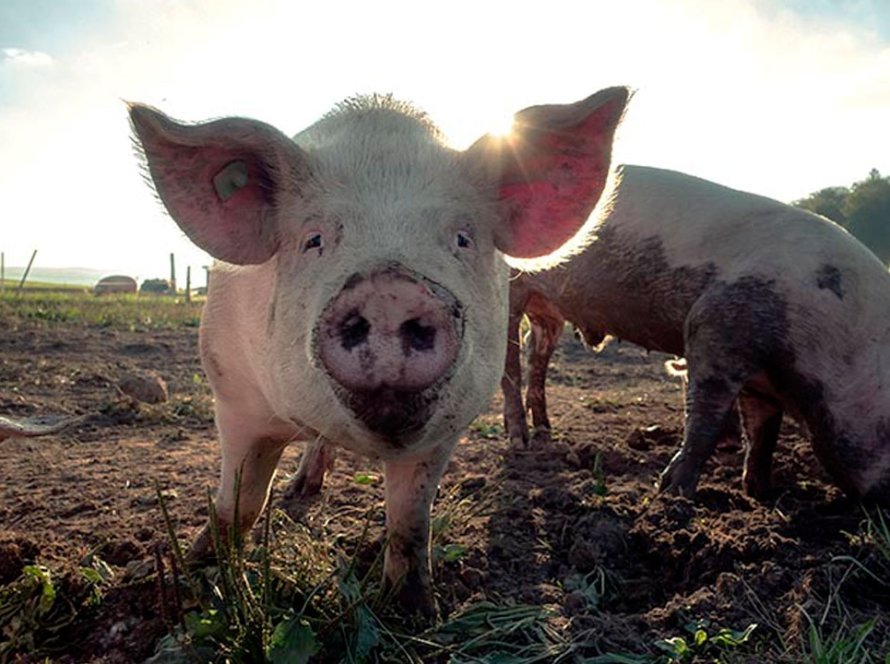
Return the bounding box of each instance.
[816,264,844,300]
[688,277,870,496]
[520,229,718,357]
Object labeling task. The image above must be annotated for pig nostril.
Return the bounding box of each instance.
[401,318,436,352]
[339,314,370,350]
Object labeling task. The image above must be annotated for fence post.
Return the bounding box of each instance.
[185,266,191,302]
[16,250,37,294]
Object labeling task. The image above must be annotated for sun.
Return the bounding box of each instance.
[487,113,516,138]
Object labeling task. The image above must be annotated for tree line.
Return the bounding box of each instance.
[794,169,890,263]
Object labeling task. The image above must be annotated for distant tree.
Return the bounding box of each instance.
[843,169,890,263]
[793,169,890,264]
[793,186,849,226]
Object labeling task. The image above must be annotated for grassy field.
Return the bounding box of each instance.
[0,288,203,331]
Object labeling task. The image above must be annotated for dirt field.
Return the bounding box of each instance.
[2,318,888,662]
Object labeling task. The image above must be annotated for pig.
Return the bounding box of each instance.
[128,86,629,616]
[501,165,890,504]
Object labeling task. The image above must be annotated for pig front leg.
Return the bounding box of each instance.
[502,305,530,447]
[189,402,294,561]
[525,308,564,441]
[738,392,782,499]
[280,437,337,519]
[382,441,454,619]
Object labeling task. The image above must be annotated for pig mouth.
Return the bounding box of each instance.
[334,384,440,444]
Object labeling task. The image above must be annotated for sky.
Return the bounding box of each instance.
[1,0,889,281]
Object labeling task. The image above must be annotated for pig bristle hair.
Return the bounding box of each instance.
[327,93,445,142]
[128,129,172,218]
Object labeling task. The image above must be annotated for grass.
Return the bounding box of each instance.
[0,289,203,330]
[146,489,570,664]
[0,279,88,292]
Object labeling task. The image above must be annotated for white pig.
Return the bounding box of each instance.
[502,165,890,504]
[129,87,629,616]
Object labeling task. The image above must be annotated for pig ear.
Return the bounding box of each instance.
[464,87,630,258]
[129,104,308,265]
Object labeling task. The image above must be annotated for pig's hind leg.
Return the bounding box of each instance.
[525,298,565,443]
[279,437,337,519]
[659,285,777,496]
[738,391,783,499]
[502,300,530,447]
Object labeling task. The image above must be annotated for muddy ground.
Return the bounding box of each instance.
[1,320,888,662]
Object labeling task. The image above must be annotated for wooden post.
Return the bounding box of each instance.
[203,265,210,292]
[16,250,37,294]
[185,266,191,302]
[1,251,4,293]
[169,253,177,294]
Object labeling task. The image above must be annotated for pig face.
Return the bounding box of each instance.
[265,103,510,456]
[129,90,629,460]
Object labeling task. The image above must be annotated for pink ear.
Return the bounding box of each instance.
[465,87,629,258]
[129,104,307,265]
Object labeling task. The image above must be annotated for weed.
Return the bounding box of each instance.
[584,620,757,664]
[468,417,504,439]
[800,610,877,664]
[564,566,609,611]
[653,620,757,662]
[0,556,114,660]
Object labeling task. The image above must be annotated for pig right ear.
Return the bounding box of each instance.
[129,104,308,265]
[463,87,629,259]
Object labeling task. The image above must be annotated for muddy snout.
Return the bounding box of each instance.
[317,267,462,437]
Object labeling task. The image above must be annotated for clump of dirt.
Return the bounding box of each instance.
[1,322,888,661]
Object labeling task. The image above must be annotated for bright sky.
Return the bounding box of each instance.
[2,0,889,279]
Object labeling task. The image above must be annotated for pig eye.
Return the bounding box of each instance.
[455,231,473,250]
[302,232,324,255]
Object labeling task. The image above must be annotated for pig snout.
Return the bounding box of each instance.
[318,266,462,437]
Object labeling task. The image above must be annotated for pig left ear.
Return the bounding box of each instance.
[463,87,630,258]
[129,103,308,265]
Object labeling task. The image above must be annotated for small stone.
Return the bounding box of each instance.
[118,372,168,404]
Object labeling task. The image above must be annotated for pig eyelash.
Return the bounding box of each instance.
[303,232,324,254]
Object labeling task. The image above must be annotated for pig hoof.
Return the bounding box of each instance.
[743,474,772,501]
[280,472,324,518]
[284,470,324,500]
[394,586,439,624]
[185,526,216,564]
[384,576,439,623]
[508,432,529,448]
[658,465,698,497]
[531,426,552,444]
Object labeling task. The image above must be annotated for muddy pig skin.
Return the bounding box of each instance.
[128,87,629,616]
[502,165,890,504]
